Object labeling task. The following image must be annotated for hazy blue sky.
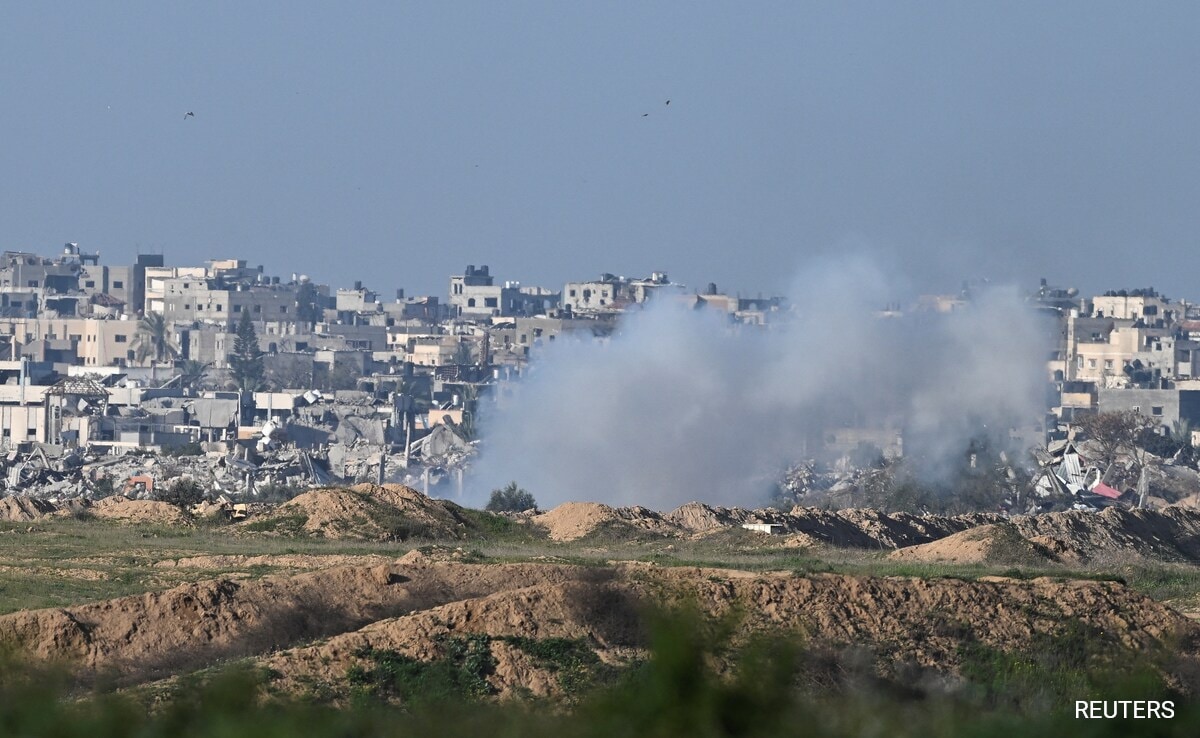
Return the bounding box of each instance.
[2,2,1198,299]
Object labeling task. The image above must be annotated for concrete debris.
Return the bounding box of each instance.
[0,440,336,504]
[1032,439,1130,509]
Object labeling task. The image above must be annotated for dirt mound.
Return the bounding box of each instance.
[89,496,190,526]
[260,577,642,700]
[258,562,1200,701]
[890,506,1200,565]
[533,502,677,541]
[251,484,472,540]
[3,555,1195,697]
[662,502,1000,549]
[535,500,1004,548]
[665,501,740,532]
[889,523,1059,565]
[0,558,579,684]
[0,496,57,522]
[1009,506,1200,564]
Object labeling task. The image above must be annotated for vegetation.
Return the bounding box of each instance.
[158,478,208,509]
[501,636,617,695]
[348,636,496,704]
[176,359,213,393]
[132,312,178,364]
[485,482,537,513]
[1075,410,1158,479]
[245,514,309,535]
[229,310,265,392]
[1,608,1194,738]
[162,442,205,457]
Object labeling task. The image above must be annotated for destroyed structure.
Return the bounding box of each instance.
[0,249,787,506]
[1,244,1199,516]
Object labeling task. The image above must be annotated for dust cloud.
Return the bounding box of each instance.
[468,257,1048,509]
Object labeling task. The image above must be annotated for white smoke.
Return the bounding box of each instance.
[467,257,1048,509]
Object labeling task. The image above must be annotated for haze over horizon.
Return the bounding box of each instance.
[3,2,1199,299]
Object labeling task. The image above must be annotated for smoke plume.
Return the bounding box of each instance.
[468,258,1048,510]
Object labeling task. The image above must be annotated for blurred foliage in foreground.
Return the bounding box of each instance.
[1,607,1197,738]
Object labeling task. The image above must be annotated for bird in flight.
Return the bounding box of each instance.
[665,100,670,106]
[641,113,649,117]
[183,111,195,120]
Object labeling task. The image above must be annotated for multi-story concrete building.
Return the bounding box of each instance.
[562,272,681,313]
[448,265,527,318]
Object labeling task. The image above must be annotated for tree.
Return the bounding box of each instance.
[228,310,265,391]
[1074,410,1160,506]
[177,359,212,392]
[1075,411,1156,472]
[486,482,537,513]
[133,312,178,364]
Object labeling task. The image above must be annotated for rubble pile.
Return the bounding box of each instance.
[0,440,338,506]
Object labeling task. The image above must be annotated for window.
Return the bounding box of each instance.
[569,289,576,297]
[280,305,288,313]
[1104,360,1113,370]
[115,335,127,343]
[215,305,223,312]
[234,305,242,312]
[184,304,191,310]
[1088,359,1097,368]
[27,280,38,287]
[467,298,476,308]
[1152,406,1164,416]
[112,281,123,289]
[85,280,95,288]
[484,297,497,308]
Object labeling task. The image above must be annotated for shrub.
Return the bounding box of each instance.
[485,482,537,513]
[158,478,207,509]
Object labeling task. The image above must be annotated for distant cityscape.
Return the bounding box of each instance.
[0,241,1194,509]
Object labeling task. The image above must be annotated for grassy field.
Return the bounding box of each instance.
[3,517,1200,617]
[2,514,1199,736]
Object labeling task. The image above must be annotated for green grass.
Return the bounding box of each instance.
[245,513,310,535]
[500,636,619,696]
[0,518,419,614]
[347,636,496,704]
[2,515,1200,619]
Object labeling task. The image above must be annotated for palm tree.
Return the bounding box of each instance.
[176,359,211,392]
[133,313,178,364]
